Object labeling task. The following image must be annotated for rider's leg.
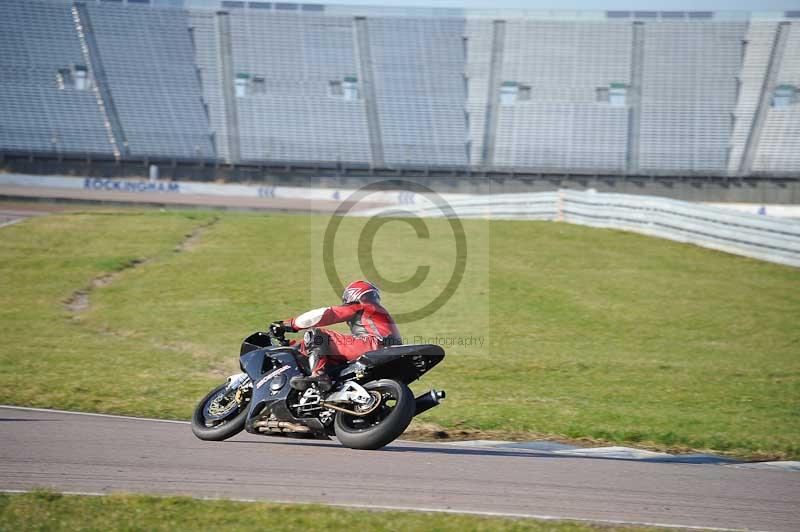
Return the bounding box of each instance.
[290,330,380,392]
[290,328,336,391]
[304,328,327,375]
[331,334,381,360]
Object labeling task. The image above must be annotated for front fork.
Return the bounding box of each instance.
[226,372,250,390]
[226,372,252,405]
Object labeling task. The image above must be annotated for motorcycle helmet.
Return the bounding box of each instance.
[342,280,380,305]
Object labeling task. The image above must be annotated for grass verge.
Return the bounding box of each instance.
[0,491,657,532]
[0,208,798,459]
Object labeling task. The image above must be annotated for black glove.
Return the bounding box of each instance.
[269,321,292,337]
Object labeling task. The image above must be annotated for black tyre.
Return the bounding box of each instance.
[334,379,415,450]
[191,383,249,441]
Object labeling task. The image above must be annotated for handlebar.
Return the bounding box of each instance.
[266,328,292,347]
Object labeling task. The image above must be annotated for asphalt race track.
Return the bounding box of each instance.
[1,406,798,531]
[0,208,48,228]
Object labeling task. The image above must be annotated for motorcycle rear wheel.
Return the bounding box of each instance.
[334,379,414,450]
[191,383,249,441]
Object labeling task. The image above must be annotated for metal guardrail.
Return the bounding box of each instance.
[358,190,800,268]
[1,171,797,267]
[559,190,800,267]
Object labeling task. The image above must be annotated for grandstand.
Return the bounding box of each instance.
[203,8,372,163]
[751,22,800,173]
[84,2,214,158]
[0,0,799,184]
[638,21,746,173]
[0,0,113,155]
[482,19,633,170]
[367,16,468,166]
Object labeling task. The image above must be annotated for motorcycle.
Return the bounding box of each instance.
[191,329,446,450]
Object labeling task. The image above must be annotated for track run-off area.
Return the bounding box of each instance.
[1,406,798,531]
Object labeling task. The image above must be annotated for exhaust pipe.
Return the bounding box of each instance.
[414,389,446,416]
[253,419,311,433]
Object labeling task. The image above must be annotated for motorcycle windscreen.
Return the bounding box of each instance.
[240,332,273,356]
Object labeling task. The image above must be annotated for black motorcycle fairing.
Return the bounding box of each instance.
[360,344,444,366]
[242,347,321,434]
[332,344,445,384]
[240,345,297,377]
[240,332,274,356]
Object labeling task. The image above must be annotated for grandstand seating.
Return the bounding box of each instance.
[463,18,493,167]
[367,17,467,166]
[201,9,372,163]
[0,0,798,176]
[187,10,229,161]
[86,2,214,158]
[492,20,632,170]
[753,23,800,172]
[0,0,113,155]
[638,22,747,172]
[728,21,778,175]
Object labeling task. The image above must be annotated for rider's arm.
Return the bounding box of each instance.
[286,304,362,331]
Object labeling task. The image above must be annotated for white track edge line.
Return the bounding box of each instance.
[0,405,189,424]
[0,218,23,229]
[0,488,759,532]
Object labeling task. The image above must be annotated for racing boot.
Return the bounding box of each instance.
[290,337,333,392]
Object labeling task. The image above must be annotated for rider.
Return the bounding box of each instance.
[269,280,401,392]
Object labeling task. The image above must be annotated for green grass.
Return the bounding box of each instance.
[0,208,798,459]
[0,491,655,532]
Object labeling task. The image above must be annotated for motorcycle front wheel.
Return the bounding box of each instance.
[191,383,250,441]
[334,379,415,450]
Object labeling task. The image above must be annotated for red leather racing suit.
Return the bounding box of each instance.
[285,302,401,374]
